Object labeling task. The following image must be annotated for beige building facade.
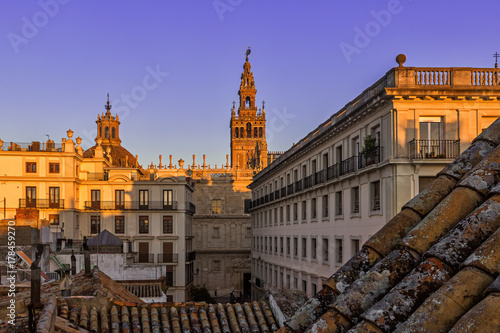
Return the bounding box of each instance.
[249,55,500,300]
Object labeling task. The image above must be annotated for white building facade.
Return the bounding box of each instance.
[249,56,500,300]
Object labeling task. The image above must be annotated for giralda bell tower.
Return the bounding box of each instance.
[230,48,268,170]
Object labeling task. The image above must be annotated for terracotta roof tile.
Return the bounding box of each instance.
[279,117,500,332]
[40,297,279,333]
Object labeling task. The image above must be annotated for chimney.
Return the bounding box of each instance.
[83,236,91,275]
[58,268,72,297]
[71,251,76,275]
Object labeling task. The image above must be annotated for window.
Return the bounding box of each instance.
[139,216,149,234]
[352,238,360,256]
[279,207,284,224]
[213,260,221,271]
[274,237,278,254]
[302,237,307,258]
[115,216,125,234]
[235,127,239,138]
[26,187,36,208]
[286,205,290,222]
[311,238,317,260]
[293,237,298,257]
[212,199,222,214]
[49,163,59,173]
[91,216,100,234]
[49,187,60,208]
[91,190,100,209]
[246,122,252,138]
[352,187,360,214]
[104,126,109,138]
[323,238,329,262]
[115,190,125,209]
[312,283,317,296]
[26,162,36,173]
[286,237,291,256]
[303,279,307,293]
[301,201,307,220]
[259,127,263,138]
[293,203,298,221]
[49,214,59,225]
[163,216,173,234]
[280,237,284,255]
[111,127,116,139]
[322,195,329,217]
[244,199,252,214]
[246,227,251,237]
[274,208,278,225]
[213,227,220,238]
[335,191,343,216]
[371,181,381,211]
[336,238,343,264]
[311,198,317,219]
[139,190,149,209]
[163,190,173,209]
[254,127,258,138]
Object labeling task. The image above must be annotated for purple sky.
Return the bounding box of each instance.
[1,1,499,167]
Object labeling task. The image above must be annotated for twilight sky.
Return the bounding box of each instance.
[1,1,499,167]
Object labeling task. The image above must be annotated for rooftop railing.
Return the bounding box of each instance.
[84,201,178,210]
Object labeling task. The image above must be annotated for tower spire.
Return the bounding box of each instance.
[104,93,112,113]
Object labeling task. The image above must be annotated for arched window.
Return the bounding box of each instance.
[247,123,252,138]
[112,127,116,139]
[240,127,244,138]
[245,97,251,107]
[246,79,249,86]
[99,126,102,137]
[259,127,263,138]
[235,127,239,138]
[104,127,109,138]
[254,127,258,138]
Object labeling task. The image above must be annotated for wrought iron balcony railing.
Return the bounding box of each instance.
[19,199,65,209]
[84,201,178,210]
[409,139,460,159]
[158,253,179,264]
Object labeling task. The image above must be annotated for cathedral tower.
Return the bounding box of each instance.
[230,48,268,169]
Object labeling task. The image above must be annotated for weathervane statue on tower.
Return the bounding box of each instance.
[245,47,251,61]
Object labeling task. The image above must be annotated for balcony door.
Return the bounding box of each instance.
[139,190,149,210]
[419,117,443,157]
[26,187,36,208]
[91,190,100,209]
[115,190,125,210]
[49,187,60,208]
[138,242,149,263]
[163,190,173,209]
[163,242,173,263]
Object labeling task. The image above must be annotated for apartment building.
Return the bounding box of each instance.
[0,104,196,302]
[249,54,500,299]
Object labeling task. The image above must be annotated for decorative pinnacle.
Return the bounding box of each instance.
[105,93,112,111]
[494,52,499,68]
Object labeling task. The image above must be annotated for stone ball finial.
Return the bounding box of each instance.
[67,129,74,139]
[396,54,406,67]
[178,158,184,169]
[76,136,82,146]
[105,146,111,154]
[96,137,102,146]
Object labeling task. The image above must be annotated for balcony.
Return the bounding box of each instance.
[295,180,302,192]
[19,199,65,209]
[133,253,154,264]
[287,184,294,196]
[186,202,196,214]
[185,251,196,262]
[358,146,383,169]
[158,253,179,264]
[409,139,460,159]
[280,187,286,198]
[84,201,178,210]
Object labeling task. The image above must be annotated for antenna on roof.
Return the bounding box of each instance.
[494,52,499,68]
